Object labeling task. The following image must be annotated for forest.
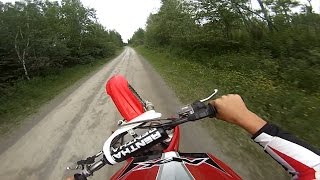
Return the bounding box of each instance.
[130,0,320,147]
[0,0,123,133]
[0,0,123,93]
[130,0,320,92]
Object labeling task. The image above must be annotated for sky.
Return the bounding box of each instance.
[80,0,161,42]
[2,0,320,42]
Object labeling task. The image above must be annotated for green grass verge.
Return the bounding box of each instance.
[136,46,320,147]
[135,46,319,179]
[0,49,123,134]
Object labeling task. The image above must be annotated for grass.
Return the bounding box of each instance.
[0,49,123,134]
[135,46,320,179]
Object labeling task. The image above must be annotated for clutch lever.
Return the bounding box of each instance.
[66,151,103,170]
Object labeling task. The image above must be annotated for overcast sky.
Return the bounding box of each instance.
[81,0,161,42]
[2,0,320,42]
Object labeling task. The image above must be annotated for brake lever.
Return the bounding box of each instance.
[77,156,95,166]
[199,89,218,102]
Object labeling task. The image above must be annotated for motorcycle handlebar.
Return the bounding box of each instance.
[73,93,218,179]
[74,158,107,179]
[180,101,217,121]
[104,102,216,164]
[208,103,217,117]
[87,158,106,175]
[105,102,216,164]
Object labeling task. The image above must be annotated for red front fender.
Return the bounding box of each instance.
[106,75,180,152]
[106,75,144,121]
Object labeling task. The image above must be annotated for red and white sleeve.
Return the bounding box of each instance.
[252,123,320,180]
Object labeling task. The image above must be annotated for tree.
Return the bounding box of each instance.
[256,0,275,31]
[128,28,145,46]
[0,0,123,93]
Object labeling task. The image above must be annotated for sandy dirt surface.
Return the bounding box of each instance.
[0,47,287,180]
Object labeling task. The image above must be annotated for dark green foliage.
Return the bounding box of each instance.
[128,28,145,46]
[132,0,320,148]
[136,46,320,148]
[0,0,123,93]
[131,0,320,94]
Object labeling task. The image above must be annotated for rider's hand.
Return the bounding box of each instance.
[210,94,249,124]
[210,94,267,135]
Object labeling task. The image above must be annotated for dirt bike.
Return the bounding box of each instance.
[66,75,242,179]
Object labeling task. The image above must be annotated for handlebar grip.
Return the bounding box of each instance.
[74,174,87,180]
[85,158,106,177]
[207,103,217,118]
[187,101,216,121]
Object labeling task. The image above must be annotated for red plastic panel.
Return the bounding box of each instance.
[111,153,241,180]
[206,153,242,179]
[164,126,180,152]
[106,75,144,121]
[110,158,135,180]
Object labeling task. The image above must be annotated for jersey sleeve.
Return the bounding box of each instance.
[252,123,320,179]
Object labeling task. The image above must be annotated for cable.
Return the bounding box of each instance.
[119,118,178,127]
[137,118,189,130]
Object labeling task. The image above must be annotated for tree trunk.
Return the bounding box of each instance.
[14,28,30,80]
[21,57,30,80]
[256,0,274,31]
[307,0,313,14]
[22,32,30,80]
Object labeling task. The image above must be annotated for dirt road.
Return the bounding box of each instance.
[0,47,285,180]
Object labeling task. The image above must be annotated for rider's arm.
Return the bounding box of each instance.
[211,94,320,179]
[252,123,320,179]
